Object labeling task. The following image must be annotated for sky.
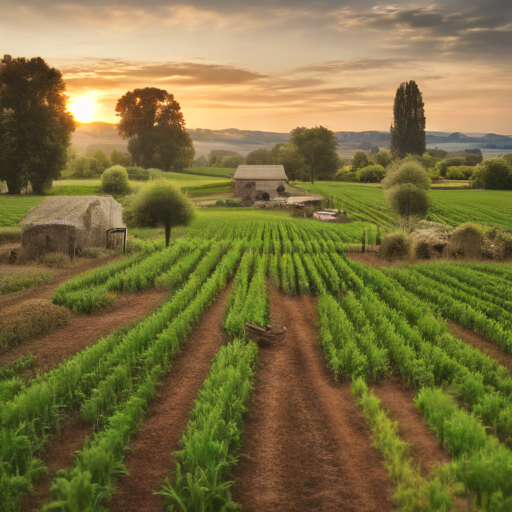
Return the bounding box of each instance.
[1,0,511,133]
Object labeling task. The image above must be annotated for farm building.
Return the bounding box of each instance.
[234,165,288,200]
[18,196,124,261]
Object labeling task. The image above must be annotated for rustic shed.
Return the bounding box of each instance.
[18,196,124,261]
[233,165,288,200]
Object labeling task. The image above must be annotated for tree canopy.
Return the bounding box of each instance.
[390,80,426,159]
[115,88,194,171]
[289,126,340,183]
[126,180,195,247]
[0,56,75,194]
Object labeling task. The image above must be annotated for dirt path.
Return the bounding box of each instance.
[374,380,450,476]
[0,289,168,371]
[22,416,93,511]
[234,290,394,512]
[0,256,116,314]
[447,320,512,370]
[108,284,232,512]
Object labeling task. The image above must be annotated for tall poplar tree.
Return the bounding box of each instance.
[390,80,426,159]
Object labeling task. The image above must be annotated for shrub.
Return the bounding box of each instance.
[0,299,70,350]
[39,252,71,268]
[435,159,449,177]
[370,150,392,167]
[356,164,386,183]
[215,199,226,206]
[386,184,430,220]
[380,231,411,260]
[447,223,484,259]
[336,170,358,182]
[101,166,131,195]
[472,158,512,190]
[382,161,431,190]
[446,167,466,180]
[411,238,431,260]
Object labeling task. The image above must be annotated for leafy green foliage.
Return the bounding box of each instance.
[100,165,131,195]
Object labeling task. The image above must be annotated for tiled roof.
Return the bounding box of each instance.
[234,165,288,180]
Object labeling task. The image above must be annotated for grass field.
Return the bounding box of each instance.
[180,166,236,178]
[0,196,46,227]
[299,181,512,230]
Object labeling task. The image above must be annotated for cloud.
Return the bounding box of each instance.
[295,58,408,74]
[62,59,267,90]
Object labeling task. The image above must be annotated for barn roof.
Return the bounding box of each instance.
[234,165,288,180]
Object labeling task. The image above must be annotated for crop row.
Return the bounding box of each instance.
[0,243,242,510]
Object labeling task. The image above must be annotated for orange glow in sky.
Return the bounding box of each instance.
[67,94,99,123]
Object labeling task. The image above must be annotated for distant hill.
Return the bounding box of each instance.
[72,122,512,157]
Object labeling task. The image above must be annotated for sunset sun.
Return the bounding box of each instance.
[67,94,98,123]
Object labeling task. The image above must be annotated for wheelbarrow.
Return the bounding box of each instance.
[244,322,287,346]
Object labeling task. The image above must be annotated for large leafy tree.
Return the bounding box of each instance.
[390,80,426,159]
[289,126,340,183]
[0,56,75,194]
[115,87,194,170]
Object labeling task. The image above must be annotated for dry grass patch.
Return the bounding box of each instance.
[0,268,52,295]
[0,299,70,351]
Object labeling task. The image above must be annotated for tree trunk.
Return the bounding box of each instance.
[165,224,171,248]
[5,177,21,195]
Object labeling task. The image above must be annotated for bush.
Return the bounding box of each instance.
[380,232,411,260]
[356,164,386,183]
[446,167,466,180]
[39,252,71,268]
[411,238,431,260]
[336,170,358,182]
[215,200,226,206]
[0,299,70,350]
[447,223,484,259]
[382,161,431,190]
[435,159,449,177]
[370,150,392,167]
[472,158,512,190]
[101,165,131,195]
[386,184,430,220]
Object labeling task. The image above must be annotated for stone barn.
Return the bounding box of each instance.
[18,196,124,261]
[233,165,288,200]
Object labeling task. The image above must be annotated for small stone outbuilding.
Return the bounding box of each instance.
[18,196,124,261]
[234,165,288,200]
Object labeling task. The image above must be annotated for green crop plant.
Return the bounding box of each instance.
[352,378,454,511]
[158,339,258,511]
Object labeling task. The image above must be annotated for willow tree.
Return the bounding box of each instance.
[390,81,426,159]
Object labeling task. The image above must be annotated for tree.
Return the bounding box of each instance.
[115,87,194,171]
[275,143,308,180]
[101,165,131,195]
[0,56,75,194]
[390,80,426,159]
[222,155,244,168]
[127,180,195,247]
[383,161,431,221]
[93,150,110,173]
[371,150,392,168]
[382,161,430,191]
[246,148,271,165]
[352,151,369,170]
[472,158,512,190]
[386,183,430,221]
[289,126,340,183]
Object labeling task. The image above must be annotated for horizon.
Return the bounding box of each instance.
[3,0,511,133]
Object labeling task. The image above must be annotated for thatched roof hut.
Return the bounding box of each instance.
[18,196,123,261]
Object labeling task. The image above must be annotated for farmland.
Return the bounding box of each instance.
[300,181,512,230]
[1,211,512,512]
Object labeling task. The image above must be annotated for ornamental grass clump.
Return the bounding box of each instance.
[0,299,70,350]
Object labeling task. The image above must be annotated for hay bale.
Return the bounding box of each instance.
[18,196,123,261]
